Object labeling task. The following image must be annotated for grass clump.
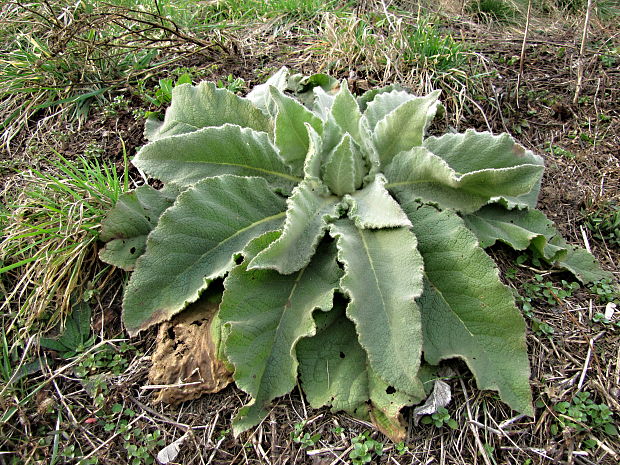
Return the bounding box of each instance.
[315,12,474,97]
[0,153,128,333]
[466,0,521,24]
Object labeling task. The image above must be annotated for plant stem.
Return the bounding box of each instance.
[574,0,593,104]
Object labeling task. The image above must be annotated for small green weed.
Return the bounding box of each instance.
[583,201,620,248]
[401,21,468,77]
[546,144,575,159]
[103,95,130,117]
[217,74,246,94]
[75,342,136,379]
[142,73,193,107]
[291,420,321,448]
[516,274,579,337]
[421,407,459,429]
[591,311,620,327]
[530,318,555,337]
[39,301,95,358]
[588,279,619,304]
[100,403,165,464]
[349,431,383,464]
[522,274,580,306]
[394,441,409,455]
[547,392,618,442]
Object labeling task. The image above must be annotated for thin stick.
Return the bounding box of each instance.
[516,0,532,109]
[459,378,493,465]
[574,0,593,104]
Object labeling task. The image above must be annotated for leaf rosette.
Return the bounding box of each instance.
[100,68,615,439]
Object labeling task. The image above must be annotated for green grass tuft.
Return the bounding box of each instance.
[1,152,128,334]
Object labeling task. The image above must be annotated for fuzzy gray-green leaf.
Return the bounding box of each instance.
[271,86,323,175]
[386,147,544,214]
[372,90,441,166]
[321,134,360,196]
[134,124,299,190]
[550,236,615,284]
[329,220,425,396]
[463,205,567,262]
[424,130,544,209]
[404,204,533,416]
[362,89,415,130]
[345,174,411,229]
[249,181,342,274]
[331,84,362,145]
[221,239,341,435]
[145,82,271,141]
[99,185,177,270]
[297,305,423,420]
[122,175,286,336]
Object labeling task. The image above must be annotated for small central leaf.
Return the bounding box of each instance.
[249,180,342,274]
[270,86,323,175]
[321,134,363,196]
[345,174,411,229]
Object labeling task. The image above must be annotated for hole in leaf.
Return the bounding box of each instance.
[130,247,136,254]
[385,386,396,394]
[339,352,346,359]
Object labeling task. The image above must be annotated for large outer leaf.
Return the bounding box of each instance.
[372,91,441,166]
[464,205,614,284]
[463,205,566,263]
[249,181,342,274]
[297,307,369,414]
[385,147,544,214]
[144,82,272,141]
[297,305,423,441]
[403,204,533,415]
[362,90,415,130]
[270,87,323,175]
[122,175,287,336]
[345,174,411,229]
[329,220,425,396]
[246,66,289,115]
[134,125,299,190]
[424,130,544,208]
[220,237,341,435]
[99,185,177,270]
[549,236,615,284]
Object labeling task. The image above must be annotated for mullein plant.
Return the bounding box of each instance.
[99,68,614,437]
